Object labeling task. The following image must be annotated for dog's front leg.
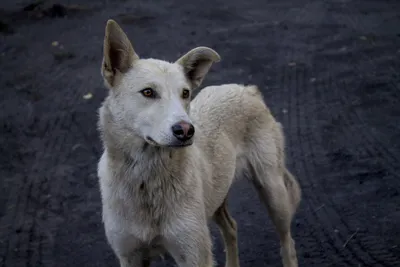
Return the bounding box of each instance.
[104,229,151,267]
[214,199,240,267]
[163,218,214,267]
[118,251,150,267]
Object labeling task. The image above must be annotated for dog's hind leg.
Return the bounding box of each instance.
[248,161,300,267]
[245,120,301,267]
[213,199,240,267]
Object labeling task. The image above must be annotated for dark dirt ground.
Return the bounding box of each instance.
[0,0,399,266]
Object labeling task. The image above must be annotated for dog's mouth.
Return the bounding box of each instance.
[168,142,193,148]
[145,136,193,148]
[145,136,160,146]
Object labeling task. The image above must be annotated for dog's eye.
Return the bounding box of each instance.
[140,88,155,98]
[182,89,190,99]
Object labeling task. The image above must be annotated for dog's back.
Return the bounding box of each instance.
[192,84,270,138]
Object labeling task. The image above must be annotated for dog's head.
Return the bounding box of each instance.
[100,20,220,148]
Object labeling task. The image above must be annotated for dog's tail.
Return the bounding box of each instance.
[283,168,302,213]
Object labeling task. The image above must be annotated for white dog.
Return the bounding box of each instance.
[97,19,301,267]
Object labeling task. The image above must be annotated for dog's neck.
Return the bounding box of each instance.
[103,135,194,196]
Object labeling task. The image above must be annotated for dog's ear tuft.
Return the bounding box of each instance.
[102,19,139,88]
[176,47,220,89]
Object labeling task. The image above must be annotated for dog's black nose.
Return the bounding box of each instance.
[171,121,195,141]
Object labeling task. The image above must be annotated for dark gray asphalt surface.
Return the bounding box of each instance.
[0,0,399,266]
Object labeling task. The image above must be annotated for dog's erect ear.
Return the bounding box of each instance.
[176,47,221,89]
[102,19,139,88]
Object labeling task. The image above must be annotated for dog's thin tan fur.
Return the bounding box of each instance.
[97,19,301,267]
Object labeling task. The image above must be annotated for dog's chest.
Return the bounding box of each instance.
[100,149,197,243]
[104,176,181,244]
[132,178,173,225]
[120,163,187,228]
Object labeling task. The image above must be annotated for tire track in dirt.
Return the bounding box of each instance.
[336,52,400,182]
[344,78,400,177]
[283,70,341,265]
[282,45,385,267]
[35,115,87,267]
[334,78,399,266]
[271,1,376,264]
[16,113,71,267]
[336,79,400,181]
[294,2,399,264]
[320,3,400,262]
[2,65,84,266]
[275,50,354,264]
[338,1,400,166]
[25,73,89,266]
[349,83,400,177]
[310,70,386,267]
[328,78,400,266]
[322,0,400,180]
[1,113,64,267]
[309,54,398,265]
[24,119,70,265]
[308,46,396,266]
[34,117,72,266]
[269,3,361,264]
[290,64,370,265]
